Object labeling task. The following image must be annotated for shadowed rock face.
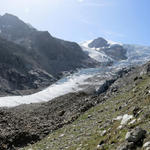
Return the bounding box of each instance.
[103,44,127,60]
[0,37,56,95]
[0,13,98,95]
[0,13,97,74]
[28,31,96,75]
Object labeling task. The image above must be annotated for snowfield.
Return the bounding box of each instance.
[80,40,113,63]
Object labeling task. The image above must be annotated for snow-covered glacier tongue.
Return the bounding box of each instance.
[0,70,93,107]
[0,37,150,107]
[0,67,118,107]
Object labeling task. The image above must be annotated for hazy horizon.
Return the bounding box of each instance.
[1,0,150,45]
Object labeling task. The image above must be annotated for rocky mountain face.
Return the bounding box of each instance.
[0,13,97,95]
[0,37,56,95]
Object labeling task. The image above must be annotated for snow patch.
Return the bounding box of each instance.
[81,46,112,63]
[80,40,93,48]
[114,116,123,121]
[114,114,133,125]
[121,114,133,125]
[80,40,113,63]
[107,39,122,46]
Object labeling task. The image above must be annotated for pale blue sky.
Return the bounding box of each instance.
[0,0,150,45]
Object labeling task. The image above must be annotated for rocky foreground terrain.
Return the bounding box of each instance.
[0,61,150,150]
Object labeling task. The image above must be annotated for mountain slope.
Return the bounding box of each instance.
[0,37,56,95]
[0,13,97,75]
[0,13,97,95]
[21,61,150,150]
[80,37,127,63]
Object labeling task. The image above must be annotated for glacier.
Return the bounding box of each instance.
[0,40,150,107]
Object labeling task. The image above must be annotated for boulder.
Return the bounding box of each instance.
[132,106,140,117]
[143,141,150,148]
[97,78,116,95]
[125,127,146,143]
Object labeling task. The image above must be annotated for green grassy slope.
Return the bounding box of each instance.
[21,75,150,150]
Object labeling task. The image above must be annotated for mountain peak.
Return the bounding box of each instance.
[3,13,17,17]
[88,37,109,48]
[0,13,37,42]
[0,13,28,27]
[2,13,19,20]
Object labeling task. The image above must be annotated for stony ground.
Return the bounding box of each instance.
[0,62,150,150]
[21,63,150,150]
